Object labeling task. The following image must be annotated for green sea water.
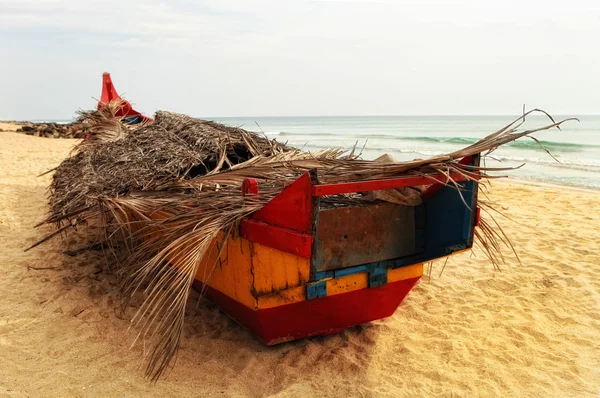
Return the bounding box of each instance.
[210,115,600,189]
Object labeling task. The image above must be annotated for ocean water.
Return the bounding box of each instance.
[41,115,600,189]
[211,115,600,189]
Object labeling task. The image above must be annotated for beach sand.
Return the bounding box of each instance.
[1,128,599,397]
[0,122,20,132]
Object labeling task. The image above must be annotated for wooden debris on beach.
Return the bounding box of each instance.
[13,102,134,139]
[28,104,575,380]
[16,121,88,138]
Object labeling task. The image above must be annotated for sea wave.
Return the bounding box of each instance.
[30,120,72,124]
[398,136,596,152]
[485,154,600,172]
[276,132,597,153]
[298,143,600,171]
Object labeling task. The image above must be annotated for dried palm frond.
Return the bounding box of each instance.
[72,100,136,153]
[29,107,576,380]
[474,200,522,271]
[98,188,280,380]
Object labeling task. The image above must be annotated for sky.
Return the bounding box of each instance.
[0,0,599,119]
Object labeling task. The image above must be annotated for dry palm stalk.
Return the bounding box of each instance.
[72,100,137,152]
[28,107,576,380]
[100,189,281,380]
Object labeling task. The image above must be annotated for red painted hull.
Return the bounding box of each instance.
[193,276,421,345]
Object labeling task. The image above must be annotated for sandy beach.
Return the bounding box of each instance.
[1,128,599,397]
[0,122,20,132]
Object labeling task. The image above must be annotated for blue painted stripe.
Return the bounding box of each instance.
[314,270,334,280]
[460,181,476,242]
[333,264,368,278]
[313,259,401,282]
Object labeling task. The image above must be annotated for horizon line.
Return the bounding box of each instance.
[206,113,599,118]
[12,113,600,122]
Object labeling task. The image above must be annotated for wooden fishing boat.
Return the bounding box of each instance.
[189,167,479,345]
[98,75,480,346]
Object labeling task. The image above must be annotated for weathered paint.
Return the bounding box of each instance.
[250,241,310,296]
[178,154,478,345]
[315,202,416,272]
[327,263,423,296]
[106,73,483,345]
[424,158,479,252]
[256,263,423,308]
[193,234,256,309]
[192,230,423,314]
[304,281,327,301]
[388,263,424,282]
[192,235,310,309]
[326,273,367,296]
[257,286,306,309]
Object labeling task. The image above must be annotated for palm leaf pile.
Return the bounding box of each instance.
[14,101,131,139]
[29,104,575,380]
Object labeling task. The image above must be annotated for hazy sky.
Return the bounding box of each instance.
[1,0,599,119]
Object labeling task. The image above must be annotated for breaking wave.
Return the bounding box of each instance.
[275,132,597,153]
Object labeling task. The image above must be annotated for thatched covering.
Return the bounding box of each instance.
[13,121,88,138]
[29,104,575,380]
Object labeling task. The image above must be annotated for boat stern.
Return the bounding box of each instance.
[193,156,480,344]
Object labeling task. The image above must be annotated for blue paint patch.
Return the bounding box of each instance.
[461,182,476,242]
[123,115,144,125]
[368,262,388,288]
[306,281,327,300]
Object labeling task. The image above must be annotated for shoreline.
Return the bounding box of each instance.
[504,176,600,193]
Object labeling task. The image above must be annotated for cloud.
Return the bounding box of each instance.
[0,0,260,48]
[1,0,599,119]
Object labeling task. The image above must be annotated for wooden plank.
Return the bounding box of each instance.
[326,263,424,296]
[252,172,313,233]
[313,173,468,197]
[192,234,257,310]
[253,263,425,309]
[250,241,311,296]
[240,218,312,258]
[314,202,416,272]
[388,263,424,282]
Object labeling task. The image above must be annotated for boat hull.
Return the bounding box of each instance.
[157,159,477,345]
[184,163,478,345]
[194,275,421,345]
